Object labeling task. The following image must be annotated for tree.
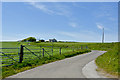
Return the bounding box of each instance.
[21,37,36,42]
[39,39,45,42]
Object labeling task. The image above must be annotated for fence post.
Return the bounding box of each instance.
[72,48,74,52]
[19,45,24,63]
[52,46,53,56]
[40,46,41,56]
[86,46,88,49]
[42,48,44,57]
[59,47,61,55]
[81,45,82,49]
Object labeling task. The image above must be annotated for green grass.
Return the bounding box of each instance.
[95,43,119,76]
[30,42,119,77]
[2,49,90,79]
[1,43,80,66]
[0,41,88,66]
[1,42,29,48]
[0,41,119,78]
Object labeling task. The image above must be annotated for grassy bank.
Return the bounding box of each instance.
[95,42,119,76]
[2,49,90,79]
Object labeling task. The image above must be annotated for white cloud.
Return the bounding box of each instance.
[29,2,54,14]
[28,2,72,17]
[69,22,78,28]
[57,31,101,42]
[57,31,118,42]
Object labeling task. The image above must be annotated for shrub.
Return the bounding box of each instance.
[21,37,36,42]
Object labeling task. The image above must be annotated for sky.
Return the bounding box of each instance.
[2,2,118,42]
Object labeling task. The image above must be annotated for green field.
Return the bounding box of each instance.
[1,42,85,66]
[0,41,119,78]
[1,41,90,78]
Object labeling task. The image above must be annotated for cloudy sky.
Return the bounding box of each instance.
[2,2,118,42]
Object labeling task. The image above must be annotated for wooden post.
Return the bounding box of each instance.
[52,46,53,56]
[72,48,74,52]
[40,46,41,56]
[81,45,82,49]
[59,47,61,55]
[86,46,88,49]
[42,48,44,57]
[19,45,24,63]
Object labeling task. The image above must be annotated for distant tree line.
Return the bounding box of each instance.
[20,37,73,43]
[21,37,57,42]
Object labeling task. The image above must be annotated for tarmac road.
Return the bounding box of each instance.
[8,50,106,78]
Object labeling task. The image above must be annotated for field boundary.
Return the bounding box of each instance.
[0,44,88,67]
[2,49,90,79]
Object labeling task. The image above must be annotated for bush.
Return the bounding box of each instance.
[21,37,36,42]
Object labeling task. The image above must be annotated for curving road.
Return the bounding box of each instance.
[8,50,106,78]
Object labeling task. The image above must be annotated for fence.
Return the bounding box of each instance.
[0,45,88,67]
[0,48,20,66]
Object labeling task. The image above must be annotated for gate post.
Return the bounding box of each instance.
[19,45,24,63]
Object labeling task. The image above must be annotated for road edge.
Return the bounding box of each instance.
[82,60,106,78]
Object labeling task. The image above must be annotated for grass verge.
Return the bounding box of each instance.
[95,42,119,77]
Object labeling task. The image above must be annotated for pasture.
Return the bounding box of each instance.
[0,41,119,78]
[1,42,87,67]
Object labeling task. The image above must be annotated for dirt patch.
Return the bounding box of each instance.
[96,67,118,78]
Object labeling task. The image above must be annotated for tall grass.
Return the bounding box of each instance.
[95,43,119,76]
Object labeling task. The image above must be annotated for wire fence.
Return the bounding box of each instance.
[0,45,88,67]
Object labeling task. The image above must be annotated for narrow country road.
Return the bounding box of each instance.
[8,50,106,78]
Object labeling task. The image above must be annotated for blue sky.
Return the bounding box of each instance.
[2,2,118,42]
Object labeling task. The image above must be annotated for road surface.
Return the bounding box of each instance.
[8,50,106,78]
